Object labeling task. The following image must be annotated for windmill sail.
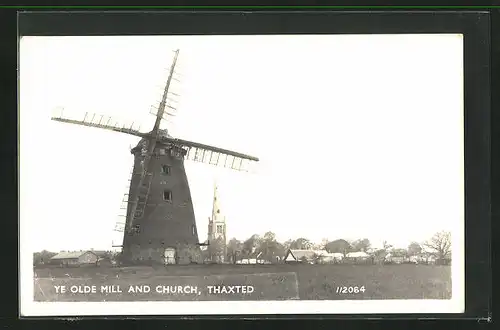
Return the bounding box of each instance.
[157,136,259,172]
[51,110,145,138]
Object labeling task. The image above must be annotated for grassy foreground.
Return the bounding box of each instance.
[33,263,451,301]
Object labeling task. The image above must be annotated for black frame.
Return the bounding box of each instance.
[13,10,491,321]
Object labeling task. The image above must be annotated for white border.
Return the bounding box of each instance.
[22,299,462,317]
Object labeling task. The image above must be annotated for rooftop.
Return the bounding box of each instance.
[51,251,97,260]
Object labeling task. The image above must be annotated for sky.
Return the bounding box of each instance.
[19,34,464,252]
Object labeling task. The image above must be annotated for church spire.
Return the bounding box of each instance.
[207,181,227,263]
[211,181,224,222]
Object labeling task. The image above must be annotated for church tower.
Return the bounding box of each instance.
[207,183,227,262]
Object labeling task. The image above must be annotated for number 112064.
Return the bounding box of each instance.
[335,286,366,294]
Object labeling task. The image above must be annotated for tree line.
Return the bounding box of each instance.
[33,230,451,265]
[208,230,452,264]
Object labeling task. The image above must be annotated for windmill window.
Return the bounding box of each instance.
[217,225,223,234]
[192,225,195,236]
[163,190,172,202]
[161,165,171,175]
[217,209,220,214]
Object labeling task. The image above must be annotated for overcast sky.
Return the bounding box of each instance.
[19,34,464,252]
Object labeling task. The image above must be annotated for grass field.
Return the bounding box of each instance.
[33,263,451,302]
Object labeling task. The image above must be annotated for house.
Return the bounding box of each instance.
[91,250,114,266]
[235,258,269,264]
[284,249,335,263]
[409,255,425,264]
[91,250,109,258]
[315,251,344,264]
[385,253,408,264]
[344,251,371,264]
[50,251,99,266]
[423,254,437,264]
[284,249,316,263]
[346,251,370,259]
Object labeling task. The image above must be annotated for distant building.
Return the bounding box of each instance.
[415,248,441,264]
[385,253,408,264]
[50,251,99,266]
[285,249,314,263]
[236,258,269,264]
[284,249,338,263]
[91,250,108,258]
[207,183,227,263]
[346,251,370,259]
[409,255,423,263]
[89,250,111,264]
[422,253,438,264]
[316,252,344,264]
[344,251,371,264]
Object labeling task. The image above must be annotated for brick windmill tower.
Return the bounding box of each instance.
[51,49,259,265]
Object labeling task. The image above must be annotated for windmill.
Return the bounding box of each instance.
[51,49,259,265]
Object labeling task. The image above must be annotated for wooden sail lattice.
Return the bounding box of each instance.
[52,109,144,137]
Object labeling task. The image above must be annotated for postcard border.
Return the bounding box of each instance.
[14,10,491,320]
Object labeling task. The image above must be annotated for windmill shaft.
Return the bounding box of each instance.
[159,136,259,162]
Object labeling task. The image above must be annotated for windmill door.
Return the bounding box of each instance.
[164,248,176,265]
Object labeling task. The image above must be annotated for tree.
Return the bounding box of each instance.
[369,241,392,264]
[111,251,123,265]
[407,242,422,257]
[207,237,225,263]
[256,231,283,262]
[242,234,262,257]
[311,252,326,264]
[263,231,276,241]
[325,239,352,256]
[282,239,293,251]
[351,238,371,252]
[33,250,57,266]
[320,238,329,250]
[289,238,313,250]
[390,248,408,258]
[424,231,451,260]
[226,238,243,264]
[311,238,329,250]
